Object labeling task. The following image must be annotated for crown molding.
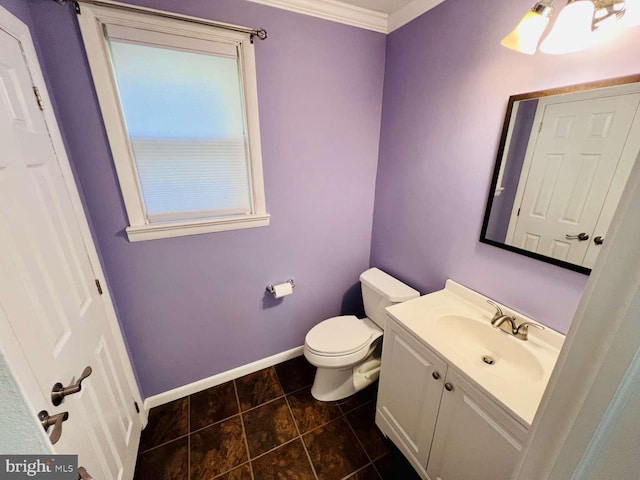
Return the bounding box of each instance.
[245,0,389,33]
[244,0,447,34]
[388,0,447,32]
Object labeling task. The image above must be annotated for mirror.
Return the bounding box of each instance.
[481,75,640,274]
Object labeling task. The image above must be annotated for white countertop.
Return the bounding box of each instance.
[385,280,565,426]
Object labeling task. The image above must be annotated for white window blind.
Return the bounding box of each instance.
[106,26,253,222]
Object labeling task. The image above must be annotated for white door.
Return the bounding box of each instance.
[509,93,640,265]
[580,108,640,269]
[0,13,141,480]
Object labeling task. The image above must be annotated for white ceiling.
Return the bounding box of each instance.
[246,0,447,33]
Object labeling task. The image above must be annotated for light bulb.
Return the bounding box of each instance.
[540,0,596,54]
[501,3,553,55]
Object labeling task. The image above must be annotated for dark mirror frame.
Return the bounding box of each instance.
[480,74,640,276]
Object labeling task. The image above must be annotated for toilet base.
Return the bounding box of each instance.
[310,357,382,402]
[311,367,355,401]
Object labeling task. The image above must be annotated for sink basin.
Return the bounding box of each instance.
[385,280,565,426]
[435,315,545,382]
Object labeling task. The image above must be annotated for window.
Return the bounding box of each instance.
[77,4,268,241]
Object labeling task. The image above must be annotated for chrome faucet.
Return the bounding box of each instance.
[486,300,544,341]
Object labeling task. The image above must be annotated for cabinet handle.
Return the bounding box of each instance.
[444,382,454,392]
[432,371,441,380]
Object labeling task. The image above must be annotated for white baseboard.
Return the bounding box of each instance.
[143,346,305,411]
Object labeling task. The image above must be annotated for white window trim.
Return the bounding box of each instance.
[76,2,269,241]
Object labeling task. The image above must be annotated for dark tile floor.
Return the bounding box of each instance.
[134,356,420,480]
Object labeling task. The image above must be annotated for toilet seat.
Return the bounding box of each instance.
[305,316,382,357]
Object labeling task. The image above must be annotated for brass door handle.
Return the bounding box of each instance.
[38,410,69,445]
[52,366,92,406]
[78,466,94,479]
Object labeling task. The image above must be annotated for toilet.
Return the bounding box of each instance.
[304,267,419,401]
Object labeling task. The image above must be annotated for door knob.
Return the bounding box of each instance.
[52,366,92,406]
[594,236,604,245]
[565,232,589,241]
[444,382,454,392]
[432,371,441,380]
[38,410,69,445]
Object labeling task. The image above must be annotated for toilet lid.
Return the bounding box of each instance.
[305,316,377,356]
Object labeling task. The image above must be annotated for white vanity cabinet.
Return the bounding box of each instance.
[426,368,528,480]
[375,319,448,470]
[376,317,528,480]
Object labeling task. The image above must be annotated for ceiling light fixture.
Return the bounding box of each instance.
[540,0,596,54]
[501,2,554,55]
[501,0,637,55]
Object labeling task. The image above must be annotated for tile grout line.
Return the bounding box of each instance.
[190,369,322,473]
[342,405,384,480]
[188,380,289,436]
[274,365,380,476]
[338,397,376,416]
[298,414,344,439]
[202,399,386,478]
[239,392,286,415]
[284,393,319,480]
[189,408,258,436]
[274,367,319,480]
[210,461,253,480]
[371,463,385,480]
[247,436,300,462]
[343,404,375,463]
[137,432,190,455]
[338,463,380,480]
[234,379,255,480]
[140,367,386,479]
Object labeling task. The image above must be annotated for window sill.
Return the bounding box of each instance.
[125,213,270,242]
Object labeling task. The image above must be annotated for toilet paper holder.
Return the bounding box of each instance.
[266,279,295,296]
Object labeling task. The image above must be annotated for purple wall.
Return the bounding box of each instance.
[1,0,30,23]
[25,0,386,397]
[372,0,640,334]
[485,98,538,243]
[12,0,640,398]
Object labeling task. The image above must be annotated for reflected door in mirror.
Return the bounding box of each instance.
[481,75,640,274]
[507,93,640,267]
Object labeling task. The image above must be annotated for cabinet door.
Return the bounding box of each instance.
[376,320,447,469]
[426,369,528,480]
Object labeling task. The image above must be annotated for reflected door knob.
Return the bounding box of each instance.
[565,233,589,241]
[594,236,604,245]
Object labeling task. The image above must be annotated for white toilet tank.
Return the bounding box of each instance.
[359,268,419,330]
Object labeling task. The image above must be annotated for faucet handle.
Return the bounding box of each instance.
[514,321,545,340]
[518,321,544,331]
[486,300,504,320]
